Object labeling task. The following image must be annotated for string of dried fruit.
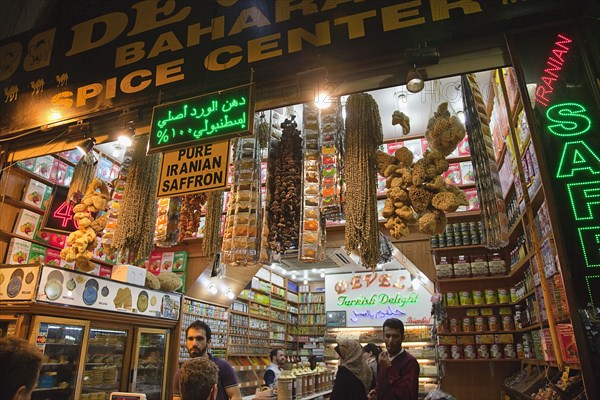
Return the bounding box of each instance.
[67,154,98,202]
[267,116,302,253]
[344,93,383,270]
[112,135,161,261]
[202,190,224,259]
[177,194,207,242]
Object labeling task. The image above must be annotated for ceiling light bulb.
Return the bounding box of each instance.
[225,289,235,299]
[456,110,465,124]
[411,278,421,290]
[406,66,424,94]
[207,283,218,295]
[315,92,331,109]
[312,268,317,273]
[118,126,135,147]
[320,273,325,278]
[303,279,308,285]
[292,274,297,280]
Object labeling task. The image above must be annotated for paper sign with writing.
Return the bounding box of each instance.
[148,84,254,154]
[325,270,431,327]
[156,140,231,197]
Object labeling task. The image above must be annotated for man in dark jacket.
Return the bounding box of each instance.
[368,318,419,400]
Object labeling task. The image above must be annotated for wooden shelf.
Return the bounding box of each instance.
[12,166,58,188]
[437,275,509,284]
[508,214,524,239]
[520,358,580,370]
[0,194,46,215]
[0,229,61,251]
[508,253,533,278]
[517,323,542,333]
[512,288,536,304]
[445,210,481,220]
[441,358,520,363]
[439,330,521,336]
[447,155,472,164]
[432,243,487,252]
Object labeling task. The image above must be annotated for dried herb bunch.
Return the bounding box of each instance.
[112,135,161,261]
[344,93,383,270]
[202,190,224,259]
[178,193,207,241]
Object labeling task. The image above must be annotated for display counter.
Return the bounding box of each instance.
[241,389,332,400]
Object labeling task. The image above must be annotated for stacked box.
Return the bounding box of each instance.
[5,238,31,264]
[13,210,41,239]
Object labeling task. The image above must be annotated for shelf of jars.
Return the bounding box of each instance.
[179,297,229,362]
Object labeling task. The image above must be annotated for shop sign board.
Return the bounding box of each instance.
[156,140,231,197]
[515,29,600,309]
[325,269,431,327]
[36,265,181,320]
[149,84,253,154]
[0,0,575,135]
[0,264,41,301]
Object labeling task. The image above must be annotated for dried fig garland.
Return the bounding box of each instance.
[344,93,383,270]
[177,193,207,241]
[202,190,224,259]
[112,135,161,261]
[67,154,98,202]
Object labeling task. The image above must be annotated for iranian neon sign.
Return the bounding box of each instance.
[148,83,254,154]
[535,34,573,107]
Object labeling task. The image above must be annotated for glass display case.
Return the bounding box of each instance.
[81,327,129,399]
[28,316,89,400]
[131,328,170,400]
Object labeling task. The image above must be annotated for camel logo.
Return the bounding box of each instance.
[56,73,69,87]
[3,85,18,102]
[23,29,55,72]
[30,79,45,94]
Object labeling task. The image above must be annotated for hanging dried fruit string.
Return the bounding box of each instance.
[177,193,207,242]
[112,135,161,261]
[67,154,98,202]
[202,190,224,259]
[344,93,383,270]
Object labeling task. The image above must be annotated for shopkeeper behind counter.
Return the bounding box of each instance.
[264,348,286,387]
[173,320,242,400]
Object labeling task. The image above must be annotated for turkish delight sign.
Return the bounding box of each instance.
[325,269,431,327]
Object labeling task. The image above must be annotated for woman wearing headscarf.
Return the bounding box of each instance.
[331,339,372,400]
[363,342,381,389]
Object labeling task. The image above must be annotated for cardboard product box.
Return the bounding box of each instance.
[6,238,31,264]
[173,270,186,293]
[13,209,41,239]
[539,328,556,361]
[28,243,47,265]
[96,157,113,182]
[44,248,62,267]
[437,336,457,345]
[49,233,67,249]
[160,252,175,272]
[148,253,163,276]
[404,139,423,160]
[64,165,75,186]
[456,335,476,345]
[49,158,67,185]
[460,161,475,184]
[40,185,54,211]
[34,218,51,243]
[173,251,188,271]
[386,142,403,156]
[17,158,36,171]
[22,179,48,208]
[60,259,74,270]
[464,188,479,211]
[556,324,579,363]
[494,334,514,344]
[420,137,429,154]
[475,334,495,345]
[457,134,470,156]
[443,163,462,185]
[33,155,54,179]
[111,264,146,286]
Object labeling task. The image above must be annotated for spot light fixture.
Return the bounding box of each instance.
[406,65,425,94]
[118,125,135,147]
[76,136,96,156]
[225,289,235,299]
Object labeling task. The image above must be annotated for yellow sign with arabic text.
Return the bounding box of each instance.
[157,140,230,197]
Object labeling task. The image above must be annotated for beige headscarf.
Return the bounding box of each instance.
[336,339,372,393]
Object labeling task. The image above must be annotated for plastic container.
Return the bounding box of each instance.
[37,372,57,388]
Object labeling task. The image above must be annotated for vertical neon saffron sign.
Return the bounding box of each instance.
[538,34,600,307]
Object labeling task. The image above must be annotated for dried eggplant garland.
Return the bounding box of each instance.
[178,193,207,241]
[344,93,383,270]
[112,135,161,261]
[202,190,224,259]
[67,153,98,202]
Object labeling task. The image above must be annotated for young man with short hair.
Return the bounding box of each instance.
[173,320,242,400]
[367,318,419,400]
[179,357,219,400]
[264,348,286,387]
[0,337,43,400]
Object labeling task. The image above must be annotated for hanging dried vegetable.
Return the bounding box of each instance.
[154,197,182,247]
[177,194,207,241]
[112,135,161,261]
[221,138,262,265]
[267,116,302,253]
[320,98,345,221]
[344,93,383,270]
[67,153,98,202]
[202,190,224,259]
